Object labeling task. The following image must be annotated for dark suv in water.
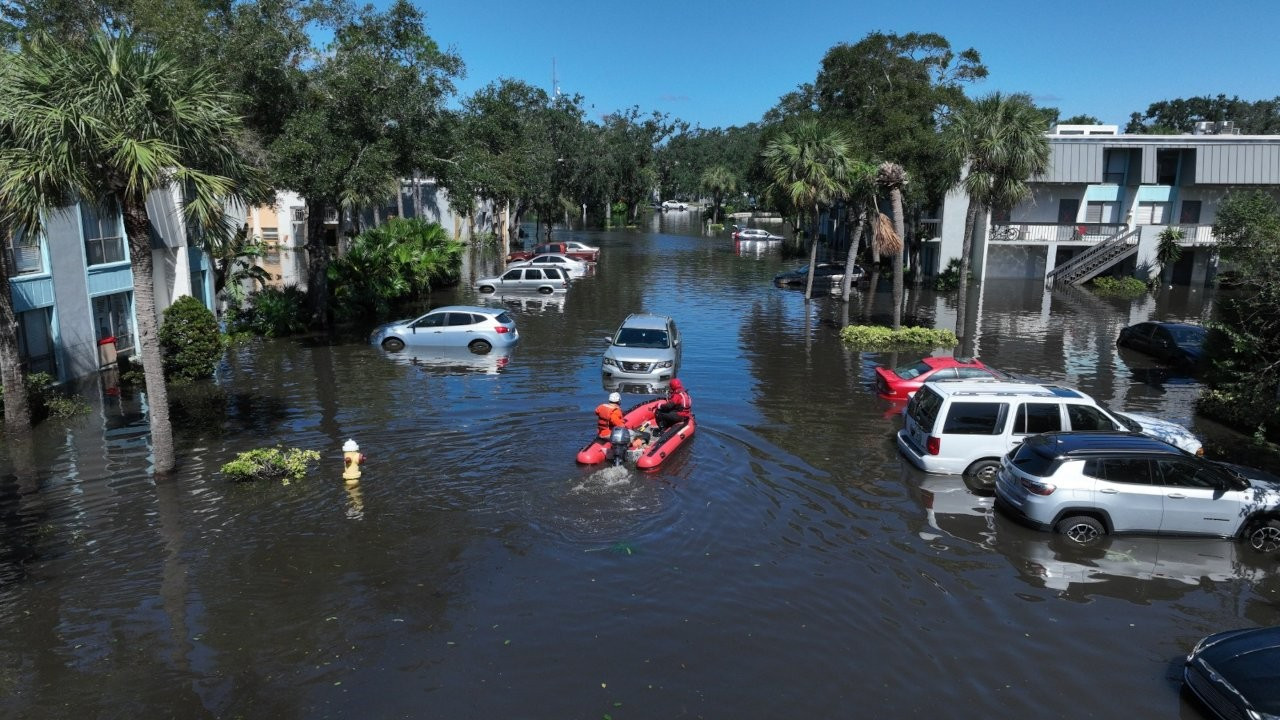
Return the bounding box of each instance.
[995,432,1280,552]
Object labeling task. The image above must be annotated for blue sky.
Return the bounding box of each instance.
[410,0,1279,130]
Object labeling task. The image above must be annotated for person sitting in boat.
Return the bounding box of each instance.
[655,379,692,431]
[596,392,625,439]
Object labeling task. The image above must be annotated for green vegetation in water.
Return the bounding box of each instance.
[1089,276,1150,298]
[840,325,958,349]
[160,296,226,384]
[228,286,309,338]
[1,372,90,420]
[934,257,970,291]
[222,447,322,484]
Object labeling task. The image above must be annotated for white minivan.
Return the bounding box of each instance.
[897,380,1203,485]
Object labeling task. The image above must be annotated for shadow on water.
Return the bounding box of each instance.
[0,221,1275,718]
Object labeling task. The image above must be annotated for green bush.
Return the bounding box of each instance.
[840,325,959,349]
[327,218,464,321]
[229,286,309,337]
[159,296,225,383]
[1089,276,1149,298]
[935,258,969,291]
[1,371,90,420]
[221,447,321,484]
[1197,389,1279,444]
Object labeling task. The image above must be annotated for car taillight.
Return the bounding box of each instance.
[926,436,940,455]
[495,326,511,334]
[1019,477,1056,496]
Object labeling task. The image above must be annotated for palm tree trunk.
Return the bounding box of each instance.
[804,204,820,300]
[0,232,32,436]
[304,197,331,329]
[955,201,980,342]
[891,188,905,330]
[414,173,423,219]
[841,209,867,302]
[121,197,176,474]
[396,181,405,220]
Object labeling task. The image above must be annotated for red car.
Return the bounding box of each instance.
[874,356,1003,399]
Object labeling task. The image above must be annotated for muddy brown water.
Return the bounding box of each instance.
[0,216,1273,718]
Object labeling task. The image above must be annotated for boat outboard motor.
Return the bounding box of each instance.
[608,426,632,466]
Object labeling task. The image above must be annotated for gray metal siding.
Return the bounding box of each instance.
[1194,144,1280,184]
[46,204,100,381]
[1141,147,1156,184]
[1041,143,1104,182]
[144,188,186,249]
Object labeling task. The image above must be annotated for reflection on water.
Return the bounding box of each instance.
[377,344,514,374]
[0,222,1274,719]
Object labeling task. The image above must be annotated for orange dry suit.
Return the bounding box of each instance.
[596,402,624,438]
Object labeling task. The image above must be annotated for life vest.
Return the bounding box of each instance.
[667,390,692,419]
[596,403,622,437]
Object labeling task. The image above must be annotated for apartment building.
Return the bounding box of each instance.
[930,123,1280,285]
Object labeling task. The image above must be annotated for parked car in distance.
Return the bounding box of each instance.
[897,380,1205,485]
[508,253,591,279]
[506,241,599,263]
[601,313,681,386]
[660,199,687,210]
[731,226,784,241]
[874,356,1005,399]
[773,262,865,293]
[1116,321,1207,367]
[370,305,518,355]
[475,266,568,294]
[995,431,1280,552]
[1184,626,1280,720]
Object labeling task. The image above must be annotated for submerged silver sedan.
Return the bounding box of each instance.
[370,305,518,355]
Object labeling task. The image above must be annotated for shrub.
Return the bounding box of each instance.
[1197,389,1279,444]
[1089,276,1149,298]
[327,219,464,321]
[159,296,225,383]
[221,447,321,484]
[840,325,959,349]
[229,286,309,337]
[934,258,968,291]
[1,372,90,420]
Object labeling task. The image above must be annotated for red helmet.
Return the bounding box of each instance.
[670,378,684,390]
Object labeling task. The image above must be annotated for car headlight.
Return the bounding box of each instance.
[655,360,673,369]
[602,357,617,368]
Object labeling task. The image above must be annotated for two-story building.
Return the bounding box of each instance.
[931,123,1280,286]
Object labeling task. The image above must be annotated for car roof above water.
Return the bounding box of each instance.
[1023,431,1184,457]
[921,380,1087,399]
[620,313,671,329]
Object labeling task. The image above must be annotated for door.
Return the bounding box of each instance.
[1086,458,1163,532]
[409,311,448,346]
[442,312,481,347]
[1008,402,1064,453]
[1153,459,1242,536]
[499,268,523,289]
[1058,199,1081,224]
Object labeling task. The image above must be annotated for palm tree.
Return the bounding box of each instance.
[1,32,260,472]
[840,162,878,302]
[762,120,854,300]
[700,165,737,224]
[942,93,1050,343]
[877,162,908,329]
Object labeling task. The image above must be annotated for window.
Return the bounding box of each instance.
[906,387,944,430]
[942,402,1006,435]
[1155,459,1220,489]
[292,208,305,222]
[502,269,521,280]
[446,312,478,326]
[1179,200,1202,224]
[82,202,126,265]
[1013,403,1062,435]
[895,361,933,380]
[1156,149,1179,185]
[929,368,959,381]
[6,230,43,275]
[1135,202,1169,225]
[16,307,56,376]
[1067,405,1120,432]
[526,268,544,280]
[92,292,134,352]
[1083,458,1154,485]
[1011,445,1059,477]
[957,367,995,379]
[414,313,446,328]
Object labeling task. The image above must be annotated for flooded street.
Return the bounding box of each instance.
[1,216,1275,719]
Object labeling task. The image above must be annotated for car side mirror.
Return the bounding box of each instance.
[604,336,613,344]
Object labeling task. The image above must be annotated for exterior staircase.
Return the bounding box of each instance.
[1045,228,1141,286]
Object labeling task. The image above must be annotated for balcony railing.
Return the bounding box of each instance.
[1171,224,1220,245]
[918,220,941,240]
[991,222,1127,243]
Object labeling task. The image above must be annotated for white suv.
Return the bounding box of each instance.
[601,313,681,388]
[897,380,1203,485]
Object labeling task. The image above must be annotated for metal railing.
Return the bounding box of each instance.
[1046,228,1141,286]
[1171,224,1219,245]
[991,222,1128,243]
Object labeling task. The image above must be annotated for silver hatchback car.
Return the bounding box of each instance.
[370,305,518,355]
[995,431,1280,552]
[601,313,681,386]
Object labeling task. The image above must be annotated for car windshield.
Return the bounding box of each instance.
[614,327,669,348]
[1100,403,1142,432]
[894,361,933,380]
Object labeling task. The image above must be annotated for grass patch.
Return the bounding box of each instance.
[840,325,958,349]
[222,447,321,484]
[1089,276,1149,298]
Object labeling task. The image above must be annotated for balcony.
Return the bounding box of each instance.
[990,222,1128,243]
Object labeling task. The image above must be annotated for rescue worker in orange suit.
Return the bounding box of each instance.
[655,378,692,431]
[596,391,625,438]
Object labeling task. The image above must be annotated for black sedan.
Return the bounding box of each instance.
[1116,321,1206,367]
[772,262,865,292]
[1184,626,1280,720]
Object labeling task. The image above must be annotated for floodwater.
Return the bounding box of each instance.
[1,213,1275,719]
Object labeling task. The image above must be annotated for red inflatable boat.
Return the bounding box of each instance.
[575,399,695,469]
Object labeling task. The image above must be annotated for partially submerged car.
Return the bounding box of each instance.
[1116,321,1206,368]
[773,262,865,293]
[601,313,681,386]
[370,305,518,355]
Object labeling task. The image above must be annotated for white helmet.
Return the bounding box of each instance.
[608,392,621,403]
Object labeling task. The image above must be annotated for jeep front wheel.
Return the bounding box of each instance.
[1247,519,1280,553]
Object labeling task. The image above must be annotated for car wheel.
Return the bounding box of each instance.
[478,285,495,293]
[965,459,1001,489]
[538,286,553,295]
[381,337,405,352]
[1054,515,1105,546]
[1246,519,1280,553]
[468,339,492,355]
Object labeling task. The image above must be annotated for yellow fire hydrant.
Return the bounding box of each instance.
[342,439,364,481]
